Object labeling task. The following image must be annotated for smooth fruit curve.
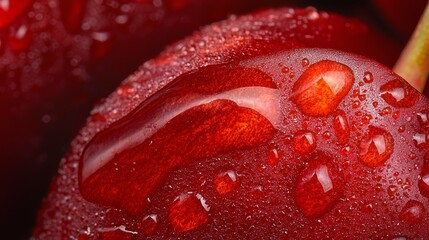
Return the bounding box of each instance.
[80,65,280,214]
[35,47,429,239]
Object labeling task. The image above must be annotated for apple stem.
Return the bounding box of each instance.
[393,1,429,92]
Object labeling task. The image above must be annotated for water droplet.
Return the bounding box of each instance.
[352,100,360,109]
[98,226,137,240]
[322,131,331,139]
[399,200,425,223]
[333,110,349,145]
[281,67,289,73]
[305,7,320,20]
[169,193,209,232]
[79,66,279,214]
[8,22,31,51]
[293,130,316,154]
[267,148,279,165]
[363,71,374,83]
[91,32,113,59]
[295,152,344,217]
[417,111,429,129]
[418,169,429,198]
[141,214,158,235]
[413,133,429,148]
[387,185,398,196]
[362,114,372,125]
[214,170,238,196]
[392,111,400,119]
[381,107,392,116]
[380,79,419,108]
[359,126,394,167]
[0,0,33,28]
[302,58,309,67]
[290,60,355,116]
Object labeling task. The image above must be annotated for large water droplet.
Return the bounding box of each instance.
[399,200,425,223]
[169,193,209,232]
[98,226,137,240]
[141,214,158,235]
[295,152,344,217]
[214,170,238,196]
[363,71,373,83]
[359,126,394,167]
[267,148,280,165]
[380,79,419,108]
[387,185,398,196]
[418,169,429,198]
[79,65,279,214]
[91,32,113,60]
[8,22,31,52]
[302,58,309,67]
[333,110,349,145]
[0,0,33,29]
[413,133,429,149]
[293,130,316,154]
[417,111,429,129]
[291,60,354,116]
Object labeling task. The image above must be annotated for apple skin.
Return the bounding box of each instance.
[32,8,427,239]
[0,1,300,237]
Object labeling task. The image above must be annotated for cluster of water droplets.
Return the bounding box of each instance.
[76,52,429,238]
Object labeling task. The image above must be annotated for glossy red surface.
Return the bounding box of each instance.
[33,42,429,238]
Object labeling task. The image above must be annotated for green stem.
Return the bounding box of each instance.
[393,2,429,92]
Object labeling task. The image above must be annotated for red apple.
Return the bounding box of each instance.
[1,1,306,237]
[32,8,427,239]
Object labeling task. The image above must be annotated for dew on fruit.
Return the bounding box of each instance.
[214,170,238,196]
[293,130,316,154]
[91,32,113,60]
[267,148,279,165]
[417,111,429,128]
[387,185,398,196]
[392,111,400,119]
[413,133,429,148]
[380,79,419,108]
[333,110,349,144]
[290,60,354,116]
[98,225,137,240]
[8,22,31,52]
[79,65,279,214]
[418,170,429,198]
[399,200,425,223]
[302,58,309,67]
[295,152,344,217]
[381,107,392,116]
[141,214,158,235]
[359,126,394,167]
[363,71,374,83]
[169,193,209,232]
[362,114,372,125]
[281,67,289,73]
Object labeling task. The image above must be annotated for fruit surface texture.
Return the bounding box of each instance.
[32,7,425,240]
